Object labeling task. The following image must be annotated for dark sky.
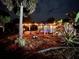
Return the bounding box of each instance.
[31,0,79,21]
[0,0,79,21]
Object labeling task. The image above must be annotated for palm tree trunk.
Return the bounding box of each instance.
[19,3,23,39]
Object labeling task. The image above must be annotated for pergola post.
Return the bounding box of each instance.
[29,24,31,34]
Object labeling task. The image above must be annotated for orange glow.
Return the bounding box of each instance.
[53,22,56,25]
[34,23,38,26]
[23,23,28,26]
[50,25,53,28]
[29,23,32,26]
[23,28,25,31]
[53,26,57,29]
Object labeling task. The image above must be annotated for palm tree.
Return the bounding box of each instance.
[1,0,38,16]
[1,0,38,47]
[18,0,38,39]
[1,0,38,38]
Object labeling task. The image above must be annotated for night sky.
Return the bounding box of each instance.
[31,0,79,21]
[0,0,79,21]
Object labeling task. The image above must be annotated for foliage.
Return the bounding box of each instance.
[15,38,26,47]
[75,12,79,32]
[75,12,79,23]
[0,15,11,25]
[1,0,14,11]
[57,22,79,46]
[63,23,79,46]
[58,19,79,47]
[1,0,38,16]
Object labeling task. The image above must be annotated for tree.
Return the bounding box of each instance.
[0,16,11,24]
[46,17,55,23]
[1,0,38,47]
[1,0,38,17]
[0,15,11,32]
[65,11,76,23]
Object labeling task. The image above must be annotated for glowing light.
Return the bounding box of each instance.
[34,23,38,26]
[23,23,28,26]
[66,22,69,25]
[38,24,43,31]
[53,25,57,29]
[58,19,63,23]
[50,25,53,33]
[53,22,56,26]
[23,28,25,31]
[29,23,32,26]
[50,25,53,28]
